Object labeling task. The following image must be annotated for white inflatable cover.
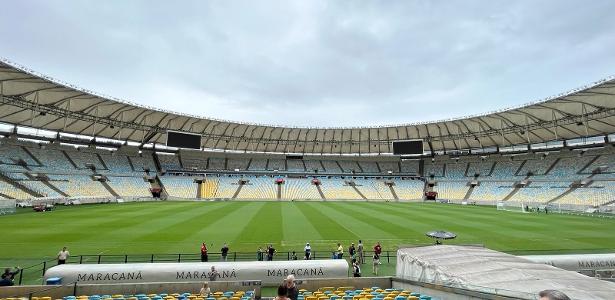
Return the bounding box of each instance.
[396,245,615,300]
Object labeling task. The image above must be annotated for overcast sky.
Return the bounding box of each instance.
[1,1,614,127]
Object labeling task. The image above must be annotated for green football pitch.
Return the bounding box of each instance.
[1,201,615,283]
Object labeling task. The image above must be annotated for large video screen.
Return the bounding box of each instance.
[166,131,201,149]
[392,140,423,155]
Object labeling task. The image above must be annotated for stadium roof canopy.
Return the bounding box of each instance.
[1,57,614,155]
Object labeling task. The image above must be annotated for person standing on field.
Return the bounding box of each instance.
[221,243,229,261]
[304,242,311,260]
[57,247,70,265]
[267,244,276,261]
[257,246,264,261]
[373,242,382,257]
[336,243,344,259]
[201,242,208,262]
[349,243,356,260]
[357,240,364,264]
[372,252,380,275]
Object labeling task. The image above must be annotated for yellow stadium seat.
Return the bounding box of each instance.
[365,295,374,299]
[305,296,317,300]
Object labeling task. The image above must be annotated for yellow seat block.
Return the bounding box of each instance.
[365,295,374,299]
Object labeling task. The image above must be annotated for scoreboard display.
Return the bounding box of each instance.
[392,140,424,155]
[166,131,201,149]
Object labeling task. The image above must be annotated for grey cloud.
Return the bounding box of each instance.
[1,0,614,127]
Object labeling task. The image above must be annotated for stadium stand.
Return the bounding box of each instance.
[357,161,379,173]
[106,176,151,197]
[283,178,321,199]
[321,160,342,173]
[320,178,363,200]
[392,179,424,200]
[469,181,516,202]
[304,160,325,172]
[247,159,267,171]
[236,176,276,199]
[286,159,306,172]
[433,181,469,200]
[227,158,250,171]
[161,176,198,199]
[267,159,286,171]
[214,176,241,198]
[377,161,400,173]
[157,154,182,170]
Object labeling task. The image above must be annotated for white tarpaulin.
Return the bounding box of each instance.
[396,245,615,300]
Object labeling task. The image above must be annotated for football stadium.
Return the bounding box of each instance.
[2,2,615,300]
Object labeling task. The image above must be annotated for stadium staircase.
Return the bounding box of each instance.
[21,146,43,166]
[579,155,602,173]
[96,153,109,170]
[62,151,79,168]
[276,183,282,200]
[127,156,137,172]
[152,175,169,199]
[514,160,527,176]
[0,172,43,198]
[463,183,475,200]
[231,182,244,199]
[24,173,70,197]
[152,153,163,172]
[388,184,399,200]
[503,177,531,201]
[350,184,367,200]
[548,174,596,204]
[100,179,119,197]
[543,158,561,175]
[315,184,326,200]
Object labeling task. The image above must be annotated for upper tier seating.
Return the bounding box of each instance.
[66,150,105,169]
[304,160,325,172]
[207,158,226,170]
[358,161,379,173]
[267,159,286,171]
[286,160,306,172]
[378,161,400,173]
[321,161,342,173]
[338,161,361,173]
[248,159,267,171]
[157,154,182,170]
[400,160,419,173]
[227,158,250,171]
[129,154,157,172]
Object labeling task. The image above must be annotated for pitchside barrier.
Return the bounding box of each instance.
[15,250,396,285]
[0,199,16,214]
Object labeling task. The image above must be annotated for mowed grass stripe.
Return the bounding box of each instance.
[185,202,265,249]
[235,202,283,246]
[6,202,201,244]
[326,202,409,239]
[363,202,604,251]
[293,202,358,243]
[281,202,322,246]
[133,202,241,243]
